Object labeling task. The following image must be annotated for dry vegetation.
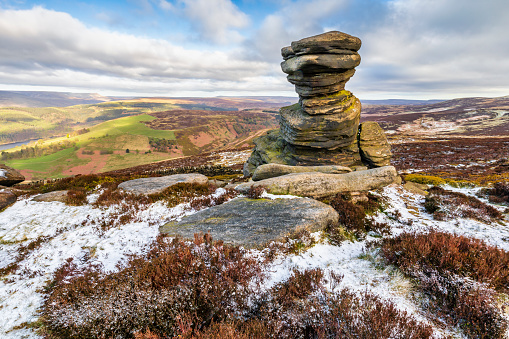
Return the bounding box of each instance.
[376,230,509,338]
[40,234,437,339]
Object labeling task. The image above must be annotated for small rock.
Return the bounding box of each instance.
[236,166,398,199]
[118,173,209,195]
[0,188,17,210]
[403,182,428,196]
[252,163,351,181]
[208,179,227,188]
[160,197,338,247]
[32,190,69,203]
[0,164,25,187]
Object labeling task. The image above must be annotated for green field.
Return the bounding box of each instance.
[3,114,178,179]
[0,101,181,144]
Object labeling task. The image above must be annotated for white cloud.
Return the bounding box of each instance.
[178,0,250,44]
[0,6,282,95]
[158,0,175,11]
[349,0,509,98]
[247,0,348,62]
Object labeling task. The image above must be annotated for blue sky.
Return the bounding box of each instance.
[0,0,508,99]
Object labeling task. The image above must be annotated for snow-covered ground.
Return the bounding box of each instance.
[0,185,508,338]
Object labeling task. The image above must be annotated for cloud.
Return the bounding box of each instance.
[0,6,281,95]
[350,0,509,98]
[246,0,349,63]
[177,0,250,44]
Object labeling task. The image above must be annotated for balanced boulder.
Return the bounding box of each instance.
[244,31,392,176]
[0,164,25,187]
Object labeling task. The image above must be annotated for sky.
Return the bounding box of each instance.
[0,0,509,100]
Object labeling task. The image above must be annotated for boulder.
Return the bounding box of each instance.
[358,121,392,167]
[32,190,69,203]
[290,31,362,54]
[403,182,429,196]
[160,197,338,247]
[281,54,361,75]
[118,173,209,195]
[0,164,25,187]
[237,166,398,199]
[0,188,17,210]
[252,163,351,181]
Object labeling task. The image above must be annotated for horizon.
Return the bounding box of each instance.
[1,0,509,100]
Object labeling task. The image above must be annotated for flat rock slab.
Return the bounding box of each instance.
[160,197,339,247]
[0,164,25,187]
[32,190,69,203]
[237,166,398,199]
[252,163,351,181]
[118,173,209,195]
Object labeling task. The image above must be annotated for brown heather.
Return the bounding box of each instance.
[424,186,503,222]
[377,230,509,338]
[40,234,262,339]
[40,234,437,339]
[327,193,390,239]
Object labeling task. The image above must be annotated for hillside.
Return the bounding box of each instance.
[1,108,278,180]
[0,143,508,338]
[0,91,112,108]
[362,96,509,139]
[0,95,293,146]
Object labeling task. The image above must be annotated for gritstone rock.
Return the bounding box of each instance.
[244,31,393,176]
[252,163,351,181]
[0,164,25,187]
[0,188,17,210]
[118,173,208,195]
[237,166,398,199]
[358,121,392,167]
[160,197,339,247]
[32,190,70,203]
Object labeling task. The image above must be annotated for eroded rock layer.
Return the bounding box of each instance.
[244,31,392,176]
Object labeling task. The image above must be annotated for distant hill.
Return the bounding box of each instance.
[361,96,509,139]
[361,99,444,105]
[0,91,112,107]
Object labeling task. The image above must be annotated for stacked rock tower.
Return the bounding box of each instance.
[244,31,392,176]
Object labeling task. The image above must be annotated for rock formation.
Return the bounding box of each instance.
[244,31,392,176]
[0,164,25,187]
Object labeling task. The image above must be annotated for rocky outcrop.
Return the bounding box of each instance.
[252,163,351,181]
[244,31,392,176]
[160,197,338,247]
[32,190,69,203]
[237,166,398,199]
[358,121,392,167]
[0,188,17,210]
[0,164,25,187]
[118,173,209,195]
